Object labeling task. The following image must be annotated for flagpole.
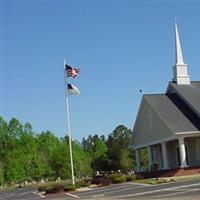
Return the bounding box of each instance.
[64,60,75,185]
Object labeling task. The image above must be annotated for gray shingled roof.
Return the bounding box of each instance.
[168,81,200,117]
[144,94,199,133]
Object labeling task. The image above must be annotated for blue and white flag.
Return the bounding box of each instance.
[67,84,80,95]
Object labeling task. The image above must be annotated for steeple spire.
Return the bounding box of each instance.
[173,21,190,85]
[175,21,185,65]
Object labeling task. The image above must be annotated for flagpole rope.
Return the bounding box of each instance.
[64,60,75,185]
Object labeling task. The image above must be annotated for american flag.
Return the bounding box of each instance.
[65,64,80,78]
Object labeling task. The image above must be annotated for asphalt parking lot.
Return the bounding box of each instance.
[0,187,42,200]
[72,178,200,200]
[0,178,200,200]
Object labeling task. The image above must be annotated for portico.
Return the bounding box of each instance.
[135,134,200,172]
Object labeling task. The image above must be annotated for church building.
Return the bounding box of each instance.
[130,23,200,173]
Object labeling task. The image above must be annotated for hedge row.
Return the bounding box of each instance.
[38,174,137,194]
[91,174,137,186]
[38,179,90,194]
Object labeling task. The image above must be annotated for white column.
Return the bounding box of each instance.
[161,142,169,169]
[147,146,152,171]
[135,149,140,172]
[178,137,188,168]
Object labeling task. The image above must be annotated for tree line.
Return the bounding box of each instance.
[0,116,136,186]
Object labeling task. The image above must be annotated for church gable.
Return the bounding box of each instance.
[146,94,199,133]
[131,93,199,148]
[131,97,173,149]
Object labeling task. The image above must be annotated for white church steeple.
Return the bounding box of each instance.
[173,21,190,85]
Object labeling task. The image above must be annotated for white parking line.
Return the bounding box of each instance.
[92,194,105,198]
[4,193,15,198]
[101,185,148,195]
[152,188,200,198]
[78,184,148,197]
[65,192,80,198]
[119,182,200,198]
[18,191,30,196]
[15,197,44,200]
[126,182,151,186]
[37,192,45,198]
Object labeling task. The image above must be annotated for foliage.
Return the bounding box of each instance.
[91,175,112,186]
[82,134,109,173]
[0,116,92,186]
[64,184,76,191]
[112,175,126,183]
[92,173,127,185]
[126,174,137,182]
[0,115,139,186]
[107,173,122,180]
[38,182,76,194]
[139,148,148,171]
[81,125,136,173]
[38,184,47,192]
[45,183,65,194]
[106,125,135,172]
[78,152,93,177]
[75,180,90,188]
[107,173,126,183]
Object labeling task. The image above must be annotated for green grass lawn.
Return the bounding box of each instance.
[134,174,200,185]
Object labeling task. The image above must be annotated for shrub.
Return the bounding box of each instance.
[107,173,121,181]
[135,174,143,180]
[83,178,92,184]
[53,184,64,193]
[38,182,77,194]
[45,183,64,194]
[38,184,47,192]
[91,176,112,186]
[107,173,126,183]
[64,184,76,191]
[75,180,90,188]
[126,175,137,182]
[47,177,57,182]
[112,176,126,184]
[45,185,55,194]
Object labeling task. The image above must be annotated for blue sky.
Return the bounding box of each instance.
[1,1,200,141]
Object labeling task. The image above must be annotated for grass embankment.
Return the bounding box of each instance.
[135,173,200,185]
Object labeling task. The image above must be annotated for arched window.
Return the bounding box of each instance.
[196,139,200,162]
